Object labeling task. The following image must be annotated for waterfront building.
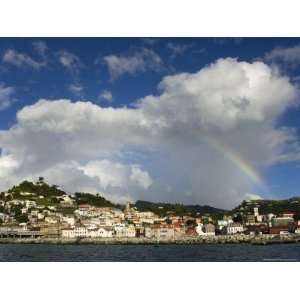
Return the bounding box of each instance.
[145,224,175,239]
[186,227,198,236]
[195,224,206,236]
[61,226,89,238]
[114,223,127,237]
[89,227,113,238]
[113,223,136,238]
[126,224,136,237]
[217,220,228,229]
[195,223,215,236]
[269,226,291,235]
[204,223,216,236]
[226,223,244,235]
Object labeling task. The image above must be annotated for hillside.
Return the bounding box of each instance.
[74,192,122,208]
[232,197,300,220]
[135,200,227,217]
[3,179,300,220]
[8,178,65,198]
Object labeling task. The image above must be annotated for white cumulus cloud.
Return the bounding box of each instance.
[264,44,300,67]
[0,57,298,208]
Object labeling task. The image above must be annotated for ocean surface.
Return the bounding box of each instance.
[0,243,300,261]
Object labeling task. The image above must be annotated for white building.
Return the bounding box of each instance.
[114,224,136,238]
[196,224,206,236]
[196,223,215,236]
[25,200,36,208]
[62,216,75,227]
[145,225,175,239]
[62,227,89,238]
[60,195,75,205]
[89,227,113,238]
[217,220,228,229]
[20,192,36,196]
[227,223,244,235]
[62,226,113,238]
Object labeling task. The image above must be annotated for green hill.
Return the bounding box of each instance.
[135,200,227,217]
[8,178,65,198]
[232,197,300,220]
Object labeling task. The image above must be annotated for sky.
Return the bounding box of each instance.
[0,37,300,209]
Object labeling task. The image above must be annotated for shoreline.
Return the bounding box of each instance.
[1,235,300,246]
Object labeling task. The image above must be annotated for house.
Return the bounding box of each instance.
[245,224,269,235]
[60,195,74,205]
[195,223,215,236]
[61,228,76,238]
[226,223,244,235]
[217,220,228,229]
[25,200,36,208]
[20,192,36,196]
[40,223,62,237]
[269,226,291,235]
[195,224,206,236]
[126,224,136,237]
[186,227,198,236]
[44,216,59,224]
[113,224,136,238]
[61,226,89,238]
[246,214,256,224]
[89,227,113,238]
[267,213,276,221]
[37,213,44,220]
[62,215,75,227]
[145,224,175,239]
[272,217,294,227]
[204,223,216,236]
[281,211,294,218]
[114,224,127,237]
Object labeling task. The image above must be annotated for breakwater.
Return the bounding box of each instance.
[0,234,300,245]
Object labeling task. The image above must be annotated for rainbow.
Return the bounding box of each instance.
[205,136,264,186]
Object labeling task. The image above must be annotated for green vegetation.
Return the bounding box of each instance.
[135,200,227,217]
[232,198,300,220]
[3,179,300,221]
[8,179,65,198]
[74,192,116,207]
[10,205,29,223]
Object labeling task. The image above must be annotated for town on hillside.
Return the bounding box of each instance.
[0,178,300,241]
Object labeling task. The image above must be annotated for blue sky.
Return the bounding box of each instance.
[0,37,300,208]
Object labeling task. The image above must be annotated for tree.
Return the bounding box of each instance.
[16,214,29,223]
[186,219,196,227]
[38,177,45,183]
[233,214,243,223]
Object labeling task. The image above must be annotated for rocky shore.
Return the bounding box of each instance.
[0,234,300,245]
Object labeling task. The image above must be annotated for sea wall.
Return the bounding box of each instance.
[0,234,300,245]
